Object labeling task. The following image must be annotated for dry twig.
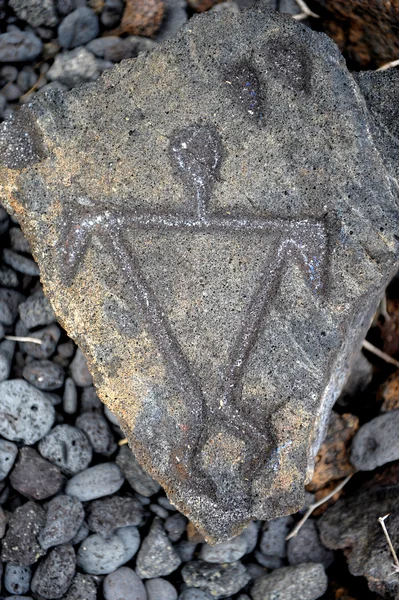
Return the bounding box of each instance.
[378,514,399,574]
[286,474,353,540]
[293,0,320,20]
[362,340,399,369]
[118,438,128,446]
[4,335,43,345]
[376,59,399,72]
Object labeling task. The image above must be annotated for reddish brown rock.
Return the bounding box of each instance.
[113,0,164,37]
[379,370,399,412]
[187,0,220,13]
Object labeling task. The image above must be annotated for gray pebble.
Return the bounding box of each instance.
[156,0,187,42]
[17,323,61,359]
[86,36,121,57]
[200,531,248,563]
[158,497,176,511]
[47,47,101,88]
[146,577,177,600]
[136,517,182,578]
[66,462,124,501]
[88,495,143,537]
[57,340,75,359]
[3,249,39,276]
[2,597,33,600]
[17,68,37,94]
[77,533,126,575]
[176,541,197,563]
[0,30,42,62]
[351,409,399,470]
[58,7,99,49]
[179,591,213,600]
[116,444,160,497]
[0,265,19,288]
[240,521,260,554]
[0,289,24,325]
[63,377,78,414]
[9,0,58,27]
[165,513,187,542]
[39,495,84,549]
[9,227,31,253]
[4,563,31,595]
[0,506,6,537]
[116,525,141,562]
[0,339,15,381]
[1,65,18,82]
[103,36,157,62]
[251,563,328,600]
[246,563,267,580]
[287,520,334,569]
[10,446,63,500]
[70,347,93,387]
[150,503,169,519]
[101,0,124,28]
[1,501,46,565]
[22,358,65,391]
[0,379,55,444]
[57,0,75,15]
[81,385,103,412]
[18,292,55,329]
[260,516,293,558]
[0,439,18,480]
[76,411,117,455]
[71,520,90,545]
[31,544,76,599]
[182,561,250,598]
[2,83,21,102]
[254,551,283,570]
[104,404,120,424]
[38,424,92,475]
[63,573,97,600]
[103,567,147,600]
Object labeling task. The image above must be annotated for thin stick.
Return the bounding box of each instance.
[4,335,43,345]
[293,0,320,20]
[377,59,399,72]
[379,514,399,570]
[286,474,353,540]
[362,340,399,369]
[380,296,391,322]
[118,438,128,446]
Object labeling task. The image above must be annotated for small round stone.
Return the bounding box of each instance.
[287,520,334,569]
[0,379,55,444]
[4,564,31,595]
[1,501,46,566]
[22,358,65,391]
[350,409,399,470]
[38,424,93,475]
[88,495,144,537]
[10,447,63,500]
[71,520,90,545]
[115,526,141,562]
[116,444,160,497]
[70,347,93,387]
[63,573,97,600]
[0,438,18,480]
[31,544,76,599]
[63,377,78,414]
[18,292,55,329]
[17,323,61,360]
[250,563,328,600]
[146,577,178,600]
[65,462,124,501]
[77,533,126,575]
[75,412,117,456]
[103,567,147,600]
[0,289,25,326]
[165,513,187,542]
[200,533,248,563]
[150,503,169,519]
[39,495,85,550]
[260,516,293,558]
[2,249,39,276]
[136,517,182,578]
[182,561,250,598]
[0,30,43,62]
[58,7,99,49]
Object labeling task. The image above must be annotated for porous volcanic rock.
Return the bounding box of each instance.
[0,3,398,542]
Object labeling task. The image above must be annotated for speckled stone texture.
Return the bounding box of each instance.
[0,2,398,543]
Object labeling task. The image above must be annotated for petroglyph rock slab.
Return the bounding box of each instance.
[0,3,399,543]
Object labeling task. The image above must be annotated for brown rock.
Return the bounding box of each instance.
[307,412,359,492]
[311,0,399,69]
[113,0,164,37]
[187,521,205,543]
[187,0,220,13]
[379,369,399,412]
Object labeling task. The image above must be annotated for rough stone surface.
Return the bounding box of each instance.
[76,411,117,455]
[63,573,97,600]
[250,563,328,600]
[10,447,63,500]
[104,567,147,600]
[182,560,250,598]
[1,501,46,566]
[4,563,32,596]
[31,544,76,599]
[39,495,85,549]
[38,424,93,475]
[350,409,399,470]
[0,31,42,62]
[136,517,182,578]
[9,0,58,27]
[0,5,399,543]
[287,519,334,568]
[88,495,143,537]
[116,445,161,497]
[0,439,18,480]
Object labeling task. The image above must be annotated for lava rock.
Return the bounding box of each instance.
[18,323,61,360]
[182,560,250,598]
[1,4,399,544]
[0,289,24,326]
[146,577,178,600]
[0,439,18,480]
[65,462,124,501]
[1,501,46,565]
[287,519,334,569]
[116,445,161,497]
[0,379,55,444]
[10,447,63,500]
[156,0,187,42]
[136,517,182,578]
[4,563,31,596]
[117,0,164,36]
[58,7,99,49]
[38,424,93,475]
[31,544,76,599]
[0,31,42,62]
[47,48,101,88]
[9,0,58,27]
[88,495,143,537]
[18,292,55,329]
[63,573,97,600]
[250,563,328,600]
[39,495,85,549]
[0,339,15,381]
[22,358,65,390]
[350,409,399,470]
[103,567,147,600]
[71,520,90,545]
[76,411,117,455]
[101,0,124,27]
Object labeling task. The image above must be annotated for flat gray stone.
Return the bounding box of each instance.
[250,563,328,600]
[0,3,398,543]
